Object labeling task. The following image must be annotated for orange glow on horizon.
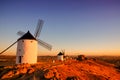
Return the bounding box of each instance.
[0,46,120,56]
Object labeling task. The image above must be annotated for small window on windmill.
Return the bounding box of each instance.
[19,49,21,52]
[22,40,24,42]
[31,41,33,43]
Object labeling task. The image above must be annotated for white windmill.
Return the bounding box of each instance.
[0,19,52,64]
[57,50,65,61]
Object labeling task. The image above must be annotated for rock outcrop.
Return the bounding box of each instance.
[0,59,120,80]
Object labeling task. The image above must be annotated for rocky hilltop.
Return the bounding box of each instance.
[0,58,120,80]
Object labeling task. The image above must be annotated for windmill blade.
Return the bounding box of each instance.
[0,41,17,54]
[38,39,52,51]
[34,19,44,39]
[17,31,25,36]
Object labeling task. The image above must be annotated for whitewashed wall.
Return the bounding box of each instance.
[16,39,37,64]
[58,55,64,61]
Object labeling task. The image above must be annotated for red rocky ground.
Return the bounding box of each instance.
[0,59,120,80]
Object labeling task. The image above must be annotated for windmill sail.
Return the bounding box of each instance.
[38,39,52,51]
[0,41,17,54]
[34,19,44,39]
[16,19,52,52]
[17,31,25,36]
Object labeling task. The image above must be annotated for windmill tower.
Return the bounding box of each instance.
[57,50,65,61]
[16,31,38,64]
[0,19,52,64]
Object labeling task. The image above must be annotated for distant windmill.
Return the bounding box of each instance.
[57,50,65,61]
[0,19,52,64]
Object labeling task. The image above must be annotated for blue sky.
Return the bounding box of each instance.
[0,0,120,56]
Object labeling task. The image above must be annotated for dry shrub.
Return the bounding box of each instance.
[77,55,87,61]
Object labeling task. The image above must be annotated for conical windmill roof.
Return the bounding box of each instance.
[58,52,64,55]
[18,31,36,41]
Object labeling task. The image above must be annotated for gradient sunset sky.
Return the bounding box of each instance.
[0,0,120,56]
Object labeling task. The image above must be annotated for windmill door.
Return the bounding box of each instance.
[19,56,22,63]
